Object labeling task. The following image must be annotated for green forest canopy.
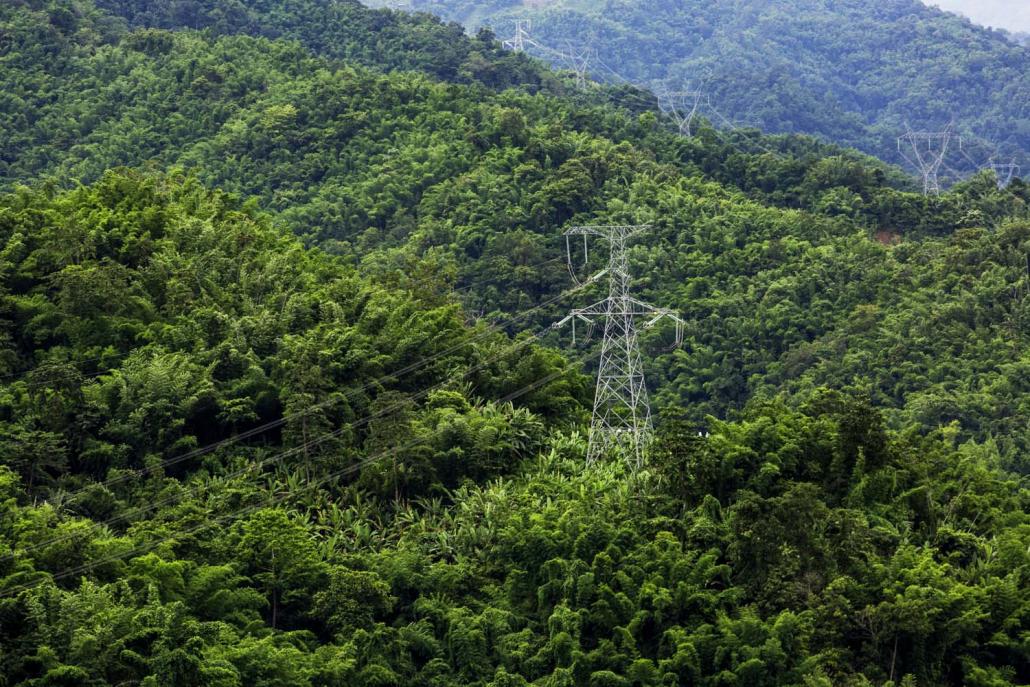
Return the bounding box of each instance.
[0,1,1027,685]
[0,171,1026,686]
[4,0,1028,467]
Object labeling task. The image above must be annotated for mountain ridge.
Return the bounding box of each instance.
[381,0,1030,179]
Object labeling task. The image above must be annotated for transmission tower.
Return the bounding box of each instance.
[558,44,596,89]
[553,225,684,468]
[987,158,1021,189]
[503,20,536,52]
[898,125,956,195]
[499,23,596,89]
[657,88,706,137]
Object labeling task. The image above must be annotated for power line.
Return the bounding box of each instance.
[705,103,782,158]
[959,136,990,172]
[3,305,598,565]
[499,19,787,165]
[14,274,592,511]
[498,14,1023,193]
[0,347,601,599]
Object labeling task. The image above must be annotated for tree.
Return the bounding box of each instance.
[221,509,325,629]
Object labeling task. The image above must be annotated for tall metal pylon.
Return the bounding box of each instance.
[558,44,596,89]
[898,124,956,195]
[987,158,1021,189]
[503,20,535,52]
[657,88,706,137]
[553,225,684,468]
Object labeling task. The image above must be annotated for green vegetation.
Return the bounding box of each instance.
[0,0,1028,685]
[7,0,1028,466]
[91,0,554,91]
[394,0,1030,172]
[0,169,587,684]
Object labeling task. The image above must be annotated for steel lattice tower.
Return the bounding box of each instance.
[559,44,595,89]
[898,125,956,195]
[657,88,706,137]
[554,225,684,468]
[502,20,534,52]
[987,158,1021,189]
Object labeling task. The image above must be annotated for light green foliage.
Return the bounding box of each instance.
[0,171,586,684]
[0,172,1024,687]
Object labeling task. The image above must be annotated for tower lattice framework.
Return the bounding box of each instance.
[898,125,956,195]
[554,225,684,468]
[987,158,1021,189]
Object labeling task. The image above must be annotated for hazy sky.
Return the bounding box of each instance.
[924,0,1030,33]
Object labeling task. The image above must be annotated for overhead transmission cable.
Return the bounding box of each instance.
[0,346,603,599]
[508,13,1021,190]
[13,255,582,507]
[513,25,786,156]
[2,276,601,563]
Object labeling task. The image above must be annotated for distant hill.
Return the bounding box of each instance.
[381,0,1030,178]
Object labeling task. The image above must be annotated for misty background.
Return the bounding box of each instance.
[926,0,1030,33]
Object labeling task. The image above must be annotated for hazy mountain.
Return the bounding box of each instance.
[925,0,1030,33]
[377,0,1030,177]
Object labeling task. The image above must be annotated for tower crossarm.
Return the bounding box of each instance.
[552,298,610,327]
[629,298,685,346]
[552,298,610,344]
[642,306,683,330]
[897,125,955,195]
[565,225,648,240]
[552,297,683,325]
[987,158,1021,189]
[624,296,677,318]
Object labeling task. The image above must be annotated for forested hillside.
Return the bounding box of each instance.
[5,0,1028,466]
[93,0,555,90]
[0,0,1028,685]
[384,0,1030,174]
[0,181,1024,686]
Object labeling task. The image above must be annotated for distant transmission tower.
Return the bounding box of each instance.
[503,20,535,52]
[987,158,1021,189]
[554,225,684,468]
[657,88,706,137]
[559,44,595,89]
[898,125,956,195]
